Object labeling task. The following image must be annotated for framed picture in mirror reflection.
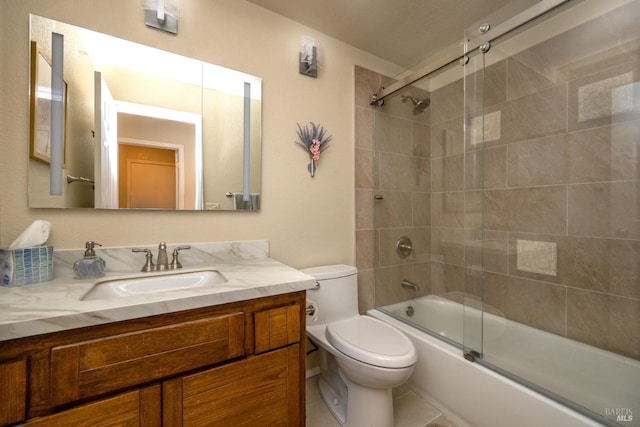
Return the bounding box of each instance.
[29,41,67,167]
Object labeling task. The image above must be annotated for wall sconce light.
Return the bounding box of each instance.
[299,36,319,78]
[143,0,180,34]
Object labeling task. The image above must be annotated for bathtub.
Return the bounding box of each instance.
[369,295,639,427]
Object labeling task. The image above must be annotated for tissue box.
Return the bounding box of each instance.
[0,246,54,286]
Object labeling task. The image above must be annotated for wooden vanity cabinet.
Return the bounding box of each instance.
[163,345,301,426]
[49,313,246,407]
[0,291,306,426]
[0,359,26,425]
[23,385,162,426]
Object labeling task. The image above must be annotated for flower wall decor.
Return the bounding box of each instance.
[295,122,332,177]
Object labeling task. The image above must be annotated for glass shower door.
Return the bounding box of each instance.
[460,38,487,361]
[464,0,640,425]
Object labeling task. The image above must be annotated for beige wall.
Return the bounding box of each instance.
[0,0,403,268]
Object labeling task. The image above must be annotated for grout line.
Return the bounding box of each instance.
[423,413,445,426]
[565,185,569,237]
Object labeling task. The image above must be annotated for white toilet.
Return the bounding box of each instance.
[303,265,417,427]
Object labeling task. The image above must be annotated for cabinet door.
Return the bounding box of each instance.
[23,385,161,426]
[255,304,300,354]
[0,359,26,425]
[164,345,302,426]
[50,313,244,406]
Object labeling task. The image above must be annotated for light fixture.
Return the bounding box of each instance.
[50,32,64,196]
[143,0,179,34]
[299,36,319,78]
[242,82,251,203]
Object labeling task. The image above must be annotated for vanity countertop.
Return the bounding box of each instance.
[0,240,316,342]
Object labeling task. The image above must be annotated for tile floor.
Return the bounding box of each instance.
[305,375,459,427]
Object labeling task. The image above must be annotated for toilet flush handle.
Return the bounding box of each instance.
[308,281,321,290]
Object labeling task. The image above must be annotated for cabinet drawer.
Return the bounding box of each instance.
[164,345,301,426]
[24,384,160,426]
[254,304,300,354]
[0,359,27,425]
[50,313,244,406]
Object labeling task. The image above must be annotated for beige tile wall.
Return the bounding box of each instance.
[467,48,640,360]
[354,32,640,360]
[355,65,432,313]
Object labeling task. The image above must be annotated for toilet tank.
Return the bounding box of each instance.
[302,265,359,324]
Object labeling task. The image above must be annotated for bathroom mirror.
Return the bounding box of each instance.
[29,42,68,168]
[28,15,262,211]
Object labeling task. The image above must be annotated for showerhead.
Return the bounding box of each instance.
[400,95,430,114]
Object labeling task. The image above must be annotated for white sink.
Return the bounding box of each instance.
[81,269,227,301]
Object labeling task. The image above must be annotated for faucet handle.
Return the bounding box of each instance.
[132,248,155,272]
[169,246,191,269]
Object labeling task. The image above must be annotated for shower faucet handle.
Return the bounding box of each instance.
[396,236,414,258]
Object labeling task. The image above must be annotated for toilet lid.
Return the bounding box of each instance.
[326,316,417,368]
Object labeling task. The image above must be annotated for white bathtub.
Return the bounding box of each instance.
[369,295,639,427]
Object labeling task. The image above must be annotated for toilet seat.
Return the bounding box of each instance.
[326,316,417,369]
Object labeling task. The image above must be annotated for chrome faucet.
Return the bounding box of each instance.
[132,242,191,272]
[156,242,169,270]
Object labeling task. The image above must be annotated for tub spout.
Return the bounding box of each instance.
[401,280,419,291]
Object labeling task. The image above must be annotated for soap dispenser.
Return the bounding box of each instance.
[73,241,106,279]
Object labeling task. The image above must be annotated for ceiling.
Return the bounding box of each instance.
[245,0,523,70]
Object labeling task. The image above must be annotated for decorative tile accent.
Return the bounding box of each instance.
[577,72,633,122]
[469,110,501,146]
[516,240,557,276]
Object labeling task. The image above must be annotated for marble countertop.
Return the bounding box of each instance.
[0,240,315,342]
